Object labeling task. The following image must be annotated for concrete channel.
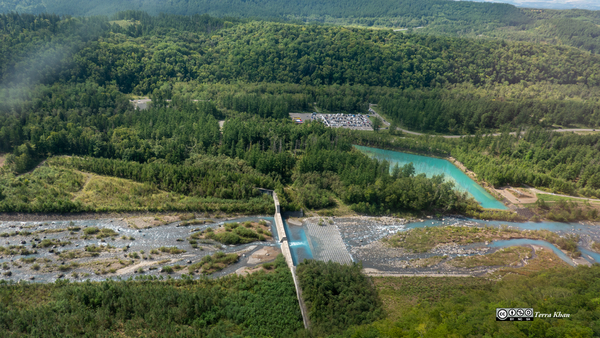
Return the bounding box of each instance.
[272,192,311,329]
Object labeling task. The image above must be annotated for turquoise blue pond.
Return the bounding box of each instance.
[354,145,508,210]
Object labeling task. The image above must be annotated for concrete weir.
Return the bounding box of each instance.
[272,192,311,329]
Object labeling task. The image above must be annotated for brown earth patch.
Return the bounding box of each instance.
[247,246,281,265]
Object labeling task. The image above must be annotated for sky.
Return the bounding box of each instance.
[460,0,600,10]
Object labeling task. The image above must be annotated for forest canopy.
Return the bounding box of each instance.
[1,12,600,217]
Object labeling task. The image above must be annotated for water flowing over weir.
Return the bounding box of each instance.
[271,192,310,329]
[354,145,508,210]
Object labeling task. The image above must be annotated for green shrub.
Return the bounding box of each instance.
[234,226,259,238]
[213,232,241,245]
[224,222,239,231]
[158,247,185,254]
[84,227,99,235]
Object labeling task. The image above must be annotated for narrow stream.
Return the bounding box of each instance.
[336,216,600,267]
[488,239,575,266]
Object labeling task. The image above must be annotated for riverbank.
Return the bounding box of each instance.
[2,213,599,283]
[447,156,508,205]
[0,216,280,283]
[0,211,249,223]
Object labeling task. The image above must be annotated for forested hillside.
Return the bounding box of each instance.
[3,13,600,94]
[1,12,600,216]
[0,0,529,29]
[3,0,600,54]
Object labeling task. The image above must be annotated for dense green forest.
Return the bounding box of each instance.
[333,265,600,337]
[0,255,305,337]
[2,12,600,215]
[3,12,600,95]
[3,11,600,133]
[0,0,529,29]
[0,259,598,337]
[3,0,600,54]
[296,260,383,335]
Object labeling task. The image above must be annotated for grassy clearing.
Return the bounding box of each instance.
[490,247,571,278]
[449,246,532,268]
[360,265,597,337]
[108,19,138,28]
[373,276,492,320]
[527,195,600,221]
[0,165,85,212]
[73,174,206,211]
[0,161,274,214]
[535,193,595,203]
[314,196,359,217]
[384,225,581,257]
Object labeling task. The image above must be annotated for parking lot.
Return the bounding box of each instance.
[289,112,374,130]
[316,113,372,130]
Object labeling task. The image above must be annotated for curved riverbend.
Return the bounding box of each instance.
[488,239,575,266]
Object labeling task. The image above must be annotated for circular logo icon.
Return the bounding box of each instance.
[509,309,517,317]
[497,309,509,320]
[517,309,524,317]
[525,309,533,317]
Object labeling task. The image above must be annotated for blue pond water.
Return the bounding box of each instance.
[354,145,508,210]
[488,239,575,266]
